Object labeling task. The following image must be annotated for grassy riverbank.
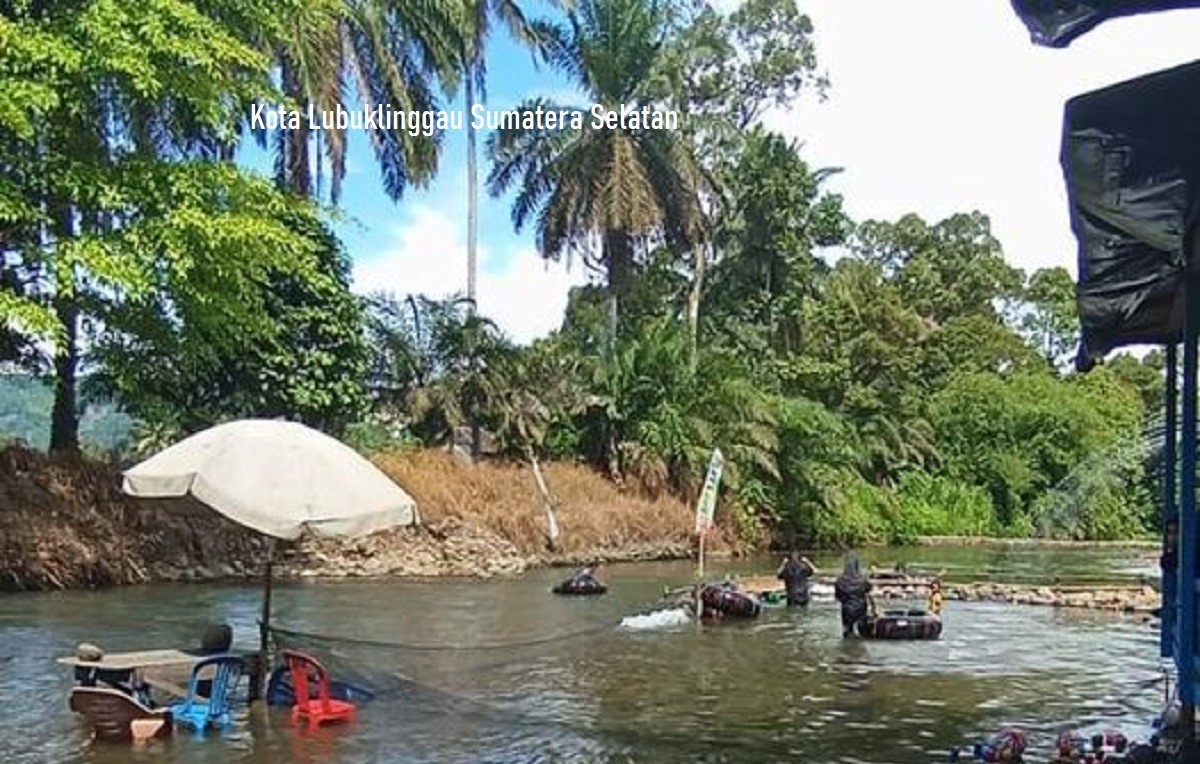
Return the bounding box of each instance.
[1,444,1162,593]
[0,446,721,591]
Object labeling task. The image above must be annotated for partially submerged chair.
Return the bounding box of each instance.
[266,664,375,707]
[282,649,357,728]
[169,654,245,731]
[69,687,172,742]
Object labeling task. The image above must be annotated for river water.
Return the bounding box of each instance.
[0,546,1166,763]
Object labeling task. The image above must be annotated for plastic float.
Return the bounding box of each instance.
[949,728,1027,762]
[697,583,761,620]
[1052,730,1132,763]
[551,568,607,596]
[861,609,942,640]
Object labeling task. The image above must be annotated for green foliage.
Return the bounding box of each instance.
[1021,266,1079,366]
[891,472,996,542]
[705,129,848,354]
[929,371,1142,526]
[487,0,702,331]
[811,479,892,547]
[87,207,369,436]
[0,0,1164,550]
[343,414,421,455]
[856,212,1023,325]
[269,0,464,201]
[573,317,777,497]
[0,0,363,451]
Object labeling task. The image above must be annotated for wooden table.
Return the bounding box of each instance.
[58,649,261,699]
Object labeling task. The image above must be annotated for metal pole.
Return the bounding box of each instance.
[1179,284,1198,737]
[254,539,276,703]
[1166,343,1179,659]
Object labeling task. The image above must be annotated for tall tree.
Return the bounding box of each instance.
[706,128,848,355]
[461,0,545,308]
[648,0,828,363]
[487,0,700,343]
[87,211,369,437]
[267,0,465,203]
[855,212,1023,326]
[1,0,315,452]
[1021,266,1078,367]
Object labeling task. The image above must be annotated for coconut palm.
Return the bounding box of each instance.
[268,0,466,203]
[486,0,700,342]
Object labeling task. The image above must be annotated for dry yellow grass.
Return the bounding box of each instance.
[372,450,726,558]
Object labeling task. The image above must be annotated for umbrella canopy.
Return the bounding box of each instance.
[122,419,418,540]
[1011,0,1200,47]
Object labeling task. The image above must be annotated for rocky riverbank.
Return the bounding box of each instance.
[735,574,1160,613]
[915,535,1158,549]
[941,581,1159,612]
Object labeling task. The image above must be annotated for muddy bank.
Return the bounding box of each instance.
[0,446,707,592]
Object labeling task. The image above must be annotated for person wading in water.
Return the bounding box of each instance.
[834,551,873,637]
[776,551,818,607]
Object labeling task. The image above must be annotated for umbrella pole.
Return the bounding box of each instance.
[255,539,276,703]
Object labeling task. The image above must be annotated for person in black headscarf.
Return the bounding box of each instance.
[834,551,872,637]
[776,551,817,607]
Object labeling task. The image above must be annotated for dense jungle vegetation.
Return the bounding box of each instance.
[0,0,1164,546]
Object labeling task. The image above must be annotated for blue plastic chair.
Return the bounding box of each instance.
[169,654,245,731]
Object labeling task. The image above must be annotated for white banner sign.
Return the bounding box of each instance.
[694,448,725,534]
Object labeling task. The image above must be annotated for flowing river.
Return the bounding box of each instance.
[0,546,1166,763]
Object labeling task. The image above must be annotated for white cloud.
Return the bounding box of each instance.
[765,1,1200,276]
[351,204,592,344]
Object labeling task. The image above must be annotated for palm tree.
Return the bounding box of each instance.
[267,0,466,203]
[578,318,777,494]
[486,0,700,343]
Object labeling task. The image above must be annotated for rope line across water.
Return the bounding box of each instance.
[268,593,682,653]
[269,621,618,652]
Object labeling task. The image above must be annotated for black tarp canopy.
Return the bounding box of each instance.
[1012,0,1200,47]
[1062,59,1200,370]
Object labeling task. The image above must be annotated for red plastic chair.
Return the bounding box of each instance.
[281,650,357,728]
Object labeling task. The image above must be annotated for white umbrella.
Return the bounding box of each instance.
[122,419,418,538]
[121,419,420,698]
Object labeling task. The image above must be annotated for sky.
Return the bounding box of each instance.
[268,2,1200,346]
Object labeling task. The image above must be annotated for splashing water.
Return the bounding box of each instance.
[619,607,691,631]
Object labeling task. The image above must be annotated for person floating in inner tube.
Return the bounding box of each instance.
[554,563,606,594]
[834,551,872,637]
[777,551,818,607]
[572,564,601,587]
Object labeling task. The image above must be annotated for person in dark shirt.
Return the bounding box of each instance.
[776,551,817,607]
[834,551,872,637]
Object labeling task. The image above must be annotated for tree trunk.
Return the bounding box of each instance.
[603,229,633,354]
[466,72,479,310]
[280,56,312,198]
[470,415,482,460]
[49,300,79,453]
[527,447,560,550]
[686,242,708,373]
[50,222,80,454]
